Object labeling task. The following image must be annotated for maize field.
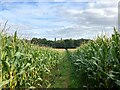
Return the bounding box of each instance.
[0,27,120,89]
[0,31,63,89]
[70,28,120,88]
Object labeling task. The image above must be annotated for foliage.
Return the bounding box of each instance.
[1,22,120,89]
[71,28,120,89]
[31,38,90,49]
[0,31,62,89]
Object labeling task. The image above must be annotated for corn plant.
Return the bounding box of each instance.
[0,33,2,89]
[0,25,63,89]
[71,28,120,88]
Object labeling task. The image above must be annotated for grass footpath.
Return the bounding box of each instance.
[50,50,76,88]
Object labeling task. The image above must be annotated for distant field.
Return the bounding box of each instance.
[36,46,76,52]
[35,46,76,52]
[53,48,76,52]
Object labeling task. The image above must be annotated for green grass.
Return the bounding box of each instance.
[50,52,70,88]
[50,50,79,88]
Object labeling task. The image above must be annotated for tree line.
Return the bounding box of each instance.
[30,38,91,49]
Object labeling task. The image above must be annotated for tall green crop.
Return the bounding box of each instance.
[0,33,2,89]
[0,31,62,89]
[71,28,120,88]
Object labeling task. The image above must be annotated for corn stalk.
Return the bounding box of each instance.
[71,28,120,88]
[0,30,62,89]
[0,47,2,90]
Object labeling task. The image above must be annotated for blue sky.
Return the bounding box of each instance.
[0,0,118,40]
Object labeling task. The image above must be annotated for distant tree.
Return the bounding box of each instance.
[54,38,56,41]
[31,37,91,49]
[31,38,38,44]
[64,39,74,49]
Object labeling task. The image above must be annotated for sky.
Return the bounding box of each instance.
[0,0,119,40]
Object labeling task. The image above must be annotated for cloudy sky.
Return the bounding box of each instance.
[0,0,119,40]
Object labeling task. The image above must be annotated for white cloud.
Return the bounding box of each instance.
[0,0,118,39]
[2,0,119,3]
[50,1,118,39]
